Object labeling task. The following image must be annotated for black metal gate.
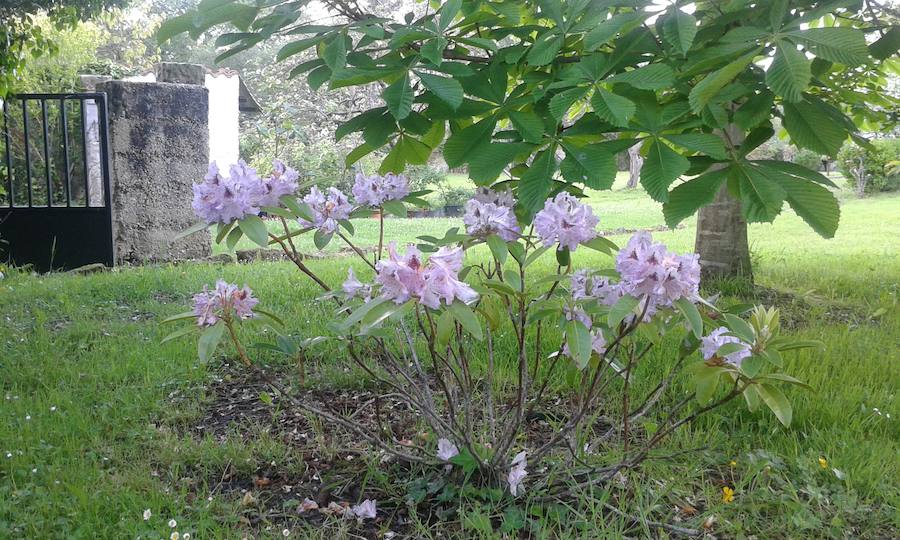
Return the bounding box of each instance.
[0,93,114,272]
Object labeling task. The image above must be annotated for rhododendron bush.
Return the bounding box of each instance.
[165,158,820,500]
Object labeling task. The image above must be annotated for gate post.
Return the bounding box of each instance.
[97,79,212,263]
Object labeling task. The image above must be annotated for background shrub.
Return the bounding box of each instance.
[837,139,900,195]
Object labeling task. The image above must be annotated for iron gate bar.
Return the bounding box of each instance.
[2,100,12,206]
[41,98,52,204]
[81,97,90,206]
[22,99,32,207]
[59,98,71,207]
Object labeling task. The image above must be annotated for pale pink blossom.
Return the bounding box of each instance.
[191,280,259,327]
[701,327,752,366]
[256,159,299,207]
[507,451,528,496]
[298,187,352,234]
[437,438,459,461]
[352,172,409,207]
[533,192,599,251]
[376,244,477,309]
[350,499,377,520]
[342,268,373,302]
[616,232,700,310]
[570,270,622,305]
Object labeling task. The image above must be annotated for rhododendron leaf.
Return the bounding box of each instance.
[758,383,792,427]
[226,226,243,251]
[486,235,508,264]
[436,309,455,348]
[174,221,209,241]
[362,299,413,329]
[342,296,389,328]
[741,354,766,378]
[503,269,523,292]
[254,308,284,328]
[339,219,354,235]
[382,200,407,217]
[722,314,755,342]
[566,320,592,369]
[582,236,618,255]
[239,215,269,247]
[608,294,639,328]
[524,245,551,268]
[694,364,724,405]
[675,297,703,338]
[215,221,235,243]
[198,322,225,362]
[162,326,196,344]
[760,373,811,390]
[448,302,483,340]
[743,383,761,412]
[313,229,333,249]
[161,311,198,324]
[763,348,783,368]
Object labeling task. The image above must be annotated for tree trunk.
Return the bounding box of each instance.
[694,122,752,282]
[626,143,642,188]
[695,185,752,281]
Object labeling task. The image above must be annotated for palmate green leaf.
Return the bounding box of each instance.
[757,383,792,427]
[549,87,589,120]
[382,73,414,120]
[157,12,194,43]
[420,37,448,66]
[661,7,698,56]
[335,107,387,141]
[688,49,759,112]
[663,167,730,228]
[583,12,643,50]
[527,30,563,66]
[591,88,635,127]
[734,91,775,130]
[869,26,900,60]
[416,71,464,109]
[784,27,869,66]
[566,320,592,370]
[277,36,323,62]
[439,0,462,30]
[640,138,690,203]
[766,42,810,103]
[559,142,616,189]
[444,117,497,168]
[468,143,531,184]
[663,133,727,160]
[379,144,405,175]
[733,162,786,223]
[607,64,675,90]
[322,34,347,70]
[782,99,848,157]
[518,149,557,216]
[749,162,840,238]
[346,142,376,166]
[508,111,545,143]
[397,134,433,165]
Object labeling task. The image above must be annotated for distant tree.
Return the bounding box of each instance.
[0,0,129,95]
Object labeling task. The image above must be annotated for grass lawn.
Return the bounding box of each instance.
[1,180,898,538]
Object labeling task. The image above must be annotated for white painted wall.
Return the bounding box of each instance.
[204,73,240,167]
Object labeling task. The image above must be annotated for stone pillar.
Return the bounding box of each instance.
[97,80,211,263]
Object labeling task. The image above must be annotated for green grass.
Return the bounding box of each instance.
[1,182,898,538]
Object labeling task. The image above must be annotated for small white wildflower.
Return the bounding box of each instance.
[182,534,191,540]
[31,468,37,473]
[143,509,152,520]
[168,519,177,528]
[282,529,290,537]
[170,532,179,540]
[50,406,57,412]
[25,415,31,421]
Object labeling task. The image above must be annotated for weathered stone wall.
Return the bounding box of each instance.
[97,80,211,263]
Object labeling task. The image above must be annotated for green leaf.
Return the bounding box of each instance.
[468,143,531,184]
[869,26,900,60]
[766,43,810,103]
[397,135,432,165]
[559,142,616,189]
[723,313,755,342]
[734,163,786,223]
[582,236,618,255]
[161,311,197,324]
[782,99,847,157]
[382,200,407,217]
[436,309,455,348]
[156,13,194,44]
[198,322,225,362]
[675,297,703,338]
[734,91,775,130]
[174,221,209,242]
[448,302,483,340]
[695,364,724,405]
[527,30,563,66]
[420,37,448,66]
[549,87,588,120]
[688,49,758,112]
[640,138,690,203]
[486,234,508,264]
[662,8,698,56]
[226,225,243,251]
[518,149,556,216]
[346,142,376,166]
[239,215,269,247]
[335,108,387,141]
[161,326,195,344]
[277,36,323,62]
[566,320,592,370]
[757,383,792,427]
[322,34,347,70]
[444,117,497,168]
[751,163,840,238]
[591,88,635,127]
[760,373,812,390]
[508,111,545,143]
[608,294,639,328]
[784,27,869,66]
[313,229,333,249]
[383,73,414,120]
[439,0,462,30]
[663,133,727,160]
[607,64,675,90]
[584,12,642,50]
[416,71,464,109]
[663,167,729,228]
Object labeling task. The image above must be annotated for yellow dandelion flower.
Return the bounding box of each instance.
[729,460,737,467]
[722,486,735,503]
[818,457,828,469]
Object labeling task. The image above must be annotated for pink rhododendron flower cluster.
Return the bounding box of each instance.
[375,244,477,309]
[463,188,520,241]
[192,280,259,327]
[342,268,373,302]
[192,160,298,224]
[615,232,700,310]
[570,270,623,306]
[563,329,608,359]
[533,192,599,251]
[701,327,752,366]
[437,438,459,461]
[298,186,352,234]
[351,172,409,207]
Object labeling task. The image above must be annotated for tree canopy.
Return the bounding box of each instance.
[161,0,900,238]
